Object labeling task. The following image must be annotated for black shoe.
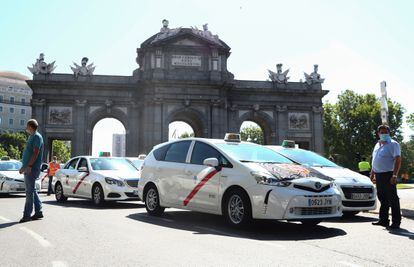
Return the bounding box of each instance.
[19,217,31,223]
[388,223,400,230]
[31,213,44,220]
[372,221,389,227]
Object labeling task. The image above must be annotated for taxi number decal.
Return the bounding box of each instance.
[72,174,89,194]
[183,168,221,206]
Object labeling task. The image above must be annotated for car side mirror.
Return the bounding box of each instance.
[203,158,219,167]
[40,164,48,172]
[78,166,88,172]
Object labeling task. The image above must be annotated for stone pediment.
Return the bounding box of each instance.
[141,28,230,51]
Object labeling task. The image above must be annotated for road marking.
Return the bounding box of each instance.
[20,226,52,247]
[52,261,67,267]
[0,216,12,222]
[337,261,362,267]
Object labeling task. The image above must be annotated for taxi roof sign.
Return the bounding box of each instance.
[99,152,111,157]
[281,140,296,148]
[224,133,241,142]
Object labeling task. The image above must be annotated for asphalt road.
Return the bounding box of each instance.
[1,193,414,267]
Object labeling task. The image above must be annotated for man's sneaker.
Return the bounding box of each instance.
[388,223,400,230]
[31,213,44,220]
[372,221,389,227]
[19,217,31,223]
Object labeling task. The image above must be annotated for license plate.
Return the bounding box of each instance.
[351,193,370,200]
[308,198,332,207]
[132,190,139,196]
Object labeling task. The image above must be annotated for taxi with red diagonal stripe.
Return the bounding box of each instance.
[53,156,141,205]
[138,134,343,227]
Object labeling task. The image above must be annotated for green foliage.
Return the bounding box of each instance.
[401,140,414,177]
[323,90,404,170]
[52,140,71,163]
[407,113,414,131]
[0,131,28,160]
[0,146,8,158]
[179,132,195,139]
[240,125,264,145]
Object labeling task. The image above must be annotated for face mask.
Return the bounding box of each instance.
[380,134,391,142]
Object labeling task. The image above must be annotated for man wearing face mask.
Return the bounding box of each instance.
[370,124,402,229]
[19,119,44,223]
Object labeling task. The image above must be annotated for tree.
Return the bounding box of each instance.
[0,131,28,158]
[407,113,414,132]
[0,146,7,158]
[240,125,264,145]
[323,90,404,170]
[179,132,194,139]
[52,140,71,163]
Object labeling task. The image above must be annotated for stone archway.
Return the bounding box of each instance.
[165,107,208,139]
[86,107,129,155]
[236,110,274,145]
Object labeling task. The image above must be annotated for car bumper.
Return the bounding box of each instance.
[102,183,140,201]
[336,183,377,211]
[0,181,26,193]
[251,185,342,220]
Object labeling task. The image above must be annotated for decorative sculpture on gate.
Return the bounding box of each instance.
[28,53,56,75]
[304,64,325,85]
[70,57,95,77]
[268,63,290,84]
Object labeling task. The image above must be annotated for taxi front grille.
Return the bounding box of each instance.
[126,179,139,188]
[294,184,330,193]
[341,186,373,199]
[295,207,333,216]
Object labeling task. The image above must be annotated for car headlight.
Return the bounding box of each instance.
[105,177,124,187]
[251,171,291,187]
[0,176,13,181]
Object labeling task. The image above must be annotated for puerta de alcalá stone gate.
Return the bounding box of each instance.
[26,21,328,161]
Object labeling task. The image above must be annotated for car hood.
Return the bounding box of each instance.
[310,166,372,185]
[93,170,140,180]
[246,163,332,181]
[0,171,24,181]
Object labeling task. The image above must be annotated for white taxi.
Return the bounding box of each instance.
[267,141,376,217]
[138,134,342,227]
[0,157,42,194]
[53,156,140,205]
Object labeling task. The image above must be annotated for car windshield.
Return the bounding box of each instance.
[0,161,22,171]
[277,149,338,167]
[127,159,143,169]
[216,143,293,164]
[90,158,137,171]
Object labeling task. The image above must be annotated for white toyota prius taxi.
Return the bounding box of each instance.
[53,156,140,205]
[138,134,342,227]
[267,141,376,217]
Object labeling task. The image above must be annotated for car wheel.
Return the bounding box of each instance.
[223,188,252,227]
[92,184,105,206]
[55,182,67,202]
[342,211,359,218]
[300,219,322,226]
[144,185,164,216]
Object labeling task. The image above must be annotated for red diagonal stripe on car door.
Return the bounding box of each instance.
[72,174,89,194]
[183,168,221,206]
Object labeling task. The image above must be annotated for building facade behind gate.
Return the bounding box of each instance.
[26,22,328,161]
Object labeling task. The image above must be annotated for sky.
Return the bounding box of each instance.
[1,0,413,153]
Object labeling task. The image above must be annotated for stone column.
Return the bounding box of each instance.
[73,100,87,157]
[210,99,222,138]
[312,106,324,154]
[126,102,140,157]
[32,99,48,161]
[276,105,288,144]
[153,49,164,79]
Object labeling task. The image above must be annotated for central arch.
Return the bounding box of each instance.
[165,107,208,139]
[86,107,129,155]
[236,110,274,145]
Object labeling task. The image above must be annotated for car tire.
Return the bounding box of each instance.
[55,182,67,202]
[342,211,359,218]
[223,188,252,228]
[300,219,322,226]
[144,185,164,216]
[92,184,105,206]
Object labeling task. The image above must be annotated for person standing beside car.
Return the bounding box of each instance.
[358,156,371,177]
[19,119,44,223]
[47,156,60,195]
[370,124,402,230]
